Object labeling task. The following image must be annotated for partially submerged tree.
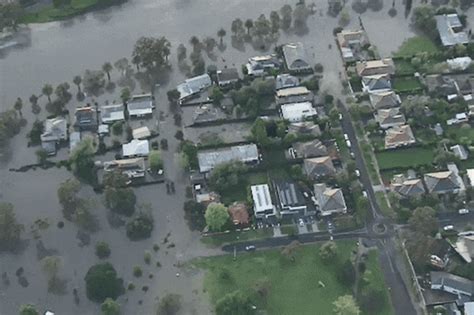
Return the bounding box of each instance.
[101,298,121,315]
[84,262,124,302]
[0,202,22,252]
[157,293,182,315]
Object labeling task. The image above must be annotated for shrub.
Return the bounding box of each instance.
[126,212,154,241]
[133,266,143,278]
[95,241,111,259]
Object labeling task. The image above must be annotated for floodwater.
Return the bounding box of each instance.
[2,0,470,313]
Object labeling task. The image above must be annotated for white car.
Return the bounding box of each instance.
[443,225,454,231]
[458,208,470,215]
[343,133,349,141]
[355,169,360,177]
[298,219,305,227]
[350,152,355,159]
[245,245,256,251]
[346,140,352,148]
[362,190,368,198]
[338,113,343,121]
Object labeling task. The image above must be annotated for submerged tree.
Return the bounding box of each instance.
[0,202,22,252]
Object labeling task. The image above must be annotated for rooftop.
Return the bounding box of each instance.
[127,94,153,116]
[177,74,212,100]
[313,183,347,215]
[217,68,240,83]
[384,125,416,149]
[197,144,259,173]
[274,181,306,209]
[275,74,299,90]
[251,184,274,214]
[282,42,311,71]
[100,103,125,123]
[435,14,469,46]
[122,139,150,157]
[431,271,474,296]
[292,139,328,159]
[280,102,317,122]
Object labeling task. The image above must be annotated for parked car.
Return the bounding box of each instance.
[458,208,470,215]
[338,113,343,121]
[443,225,454,231]
[298,218,305,227]
[355,169,360,177]
[362,190,368,198]
[245,245,256,251]
[350,151,355,159]
[343,133,349,141]
[346,140,352,148]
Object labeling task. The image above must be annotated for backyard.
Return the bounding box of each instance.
[376,147,434,170]
[393,36,439,57]
[194,241,393,315]
[393,76,423,93]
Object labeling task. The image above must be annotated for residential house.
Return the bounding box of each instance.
[336,29,369,63]
[280,102,317,122]
[291,139,328,159]
[375,108,406,129]
[453,75,474,102]
[100,104,124,124]
[275,74,300,90]
[362,74,392,93]
[384,125,416,149]
[245,55,281,76]
[197,143,259,173]
[447,57,472,71]
[453,231,474,263]
[447,112,469,125]
[217,68,240,87]
[390,174,426,197]
[435,14,469,47]
[103,157,146,178]
[132,126,151,140]
[227,203,250,226]
[450,144,469,160]
[177,74,212,103]
[274,181,307,216]
[369,90,401,109]
[430,271,473,297]
[127,94,154,117]
[69,131,81,152]
[467,169,474,187]
[287,121,321,137]
[122,139,150,157]
[74,107,97,131]
[426,75,459,100]
[303,156,336,179]
[355,59,395,77]
[424,170,461,194]
[251,184,276,218]
[282,42,312,73]
[313,183,347,216]
[191,104,224,125]
[40,118,67,155]
[276,85,310,99]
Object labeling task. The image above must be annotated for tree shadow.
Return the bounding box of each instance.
[231,36,246,52]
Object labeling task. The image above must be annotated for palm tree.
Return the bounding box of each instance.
[245,19,254,35]
[132,55,141,72]
[217,28,226,45]
[42,84,53,103]
[30,94,40,115]
[102,62,113,81]
[73,75,82,93]
[14,97,23,116]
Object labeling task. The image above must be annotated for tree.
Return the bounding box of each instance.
[203,37,217,53]
[270,11,280,32]
[339,8,350,26]
[55,82,72,104]
[96,241,111,259]
[231,18,245,37]
[210,86,224,105]
[280,4,293,30]
[217,28,226,45]
[183,200,206,231]
[102,62,113,81]
[27,120,44,146]
[57,178,82,220]
[205,203,230,232]
[333,295,361,315]
[120,87,130,103]
[36,149,49,165]
[84,263,124,302]
[244,19,253,35]
[69,138,96,184]
[73,75,82,93]
[167,89,181,105]
[19,304,39,315]
[411,6,437,40]
[104,171,136,216]
[338,259,356,286]
[215,290,256,315]
[42,84,53,103]
[114,58,129,76]
[319,241,338,263]
[251,118,270,147]
[101,298,120,315]
[0,202,22,251]
[408,206,438,236]
[157,293,181,315]
[29,94,40,115]
[42,255,61,282]
[126,211,154,241]
[0,3,24,32]
[208,161,248,193]
[149,150,163,173]
[14,97,23,116]
[132,36,171,72]
[83,70,106,96]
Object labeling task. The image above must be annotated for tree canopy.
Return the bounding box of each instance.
[126,211,154,241]
[408,206,438,236]
[19,304,39,315]
[132,36,171,72]
[104,171,137,216]
[84,263,124,302]
[205,203,230,232]
[69,138,96,184]
[157,293,182,315]
[0,202,22,251]
[208,161,248,194]
[319,241,338,263]
[333,295,361,315]
[101,297,121,315]
[215,290,256,315]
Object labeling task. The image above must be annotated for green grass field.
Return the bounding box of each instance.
[375,192,396,219]
[376,148,434,170]
[201,228,273,247]
[194,242,393,315]
[393,77,423,93]
[394,36,439,57]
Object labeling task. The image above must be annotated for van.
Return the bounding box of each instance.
[443,225,454,231]
[458,209,469,215]
[343,133,349,141]
[346,140,352,148]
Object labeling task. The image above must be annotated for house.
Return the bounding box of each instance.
[74,106,97,131]
[98,124,109,135]
[465,302,474,315]
[122,139,150,157]
[369,90,401,109]
[197,143,259,173]
[375,108,406,129]
[362,74,392,93]
[227,203,250,226]
[435,14,469,47]
[430,271,473,297]
[447,112,469,125]
[282,42,312,73]
[426,75,459,100]
[280,102,317,122]
[40,118,68,155]
[434,123,444,136]
[132,126,151,140]
[196,192,220,206]
[275,74,299,90]
[100,104,124,124]
[245,55,281,76]
[274,181,307,216]
[313,183,347,216]
[356,59,395,77]
[192,104,224,125]
[384,125,416,149]
[276,86,313,105]
[447,57,472,71]
[217,68,240,87]
[303,156,336,179]
[251,184,276,218]
[291,139,328,159]
[424,170,461,194]
[287,121,321,137]
[336,29,369,62]
[453,231,474,263]
[69,131,81,152]
[177,74,212,102]
[103,157,146,178]
[390,174,426,197]
[127,94,154,117]
[467,169,474,187]
[450,144,469,160]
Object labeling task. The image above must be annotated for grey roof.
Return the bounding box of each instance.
[274,181,306,208]
[41,118,67,143]
[197,144,259,173]
[424,171,460,193]
[192,105,223,124]
[375,108,406,127]
[451,144,469,160]
[127,94,153,115]
[431,271,474,296]
[363,75,392,91]
[369,91,401,109]
[292,139,328,159]
[100,104,125,123]
[313,183,347,213]
[303,156,335,178]
[177,74,212,100]
[217,68,239,83]
[276,74,300,90]
[287,121,321,137]
[435,14,469,46]
[282,43,311,71]
[392,178,426,197]
[41,140,56,155]
[74,107,97,129]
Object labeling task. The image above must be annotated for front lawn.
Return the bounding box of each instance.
[194,242,393,315]
[394,36,439,57]
[201,228,273,247]
[393,77,423,93]
[376,147,434,170]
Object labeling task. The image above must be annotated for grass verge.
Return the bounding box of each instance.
[201,228,273,247]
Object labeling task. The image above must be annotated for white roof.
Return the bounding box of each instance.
[251,184,274,214]
[177,74,212,100]
[281,102,316,122]
[465,302,474,315]
[101,103,125,123]
[69,132,81,151]
[132,126,151,139]
[127,94,153,116]
[98,124,109,134]
[122,139,150,157]
[447,57,472,70]
[467,169,474,187]
[44,311,55,315]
